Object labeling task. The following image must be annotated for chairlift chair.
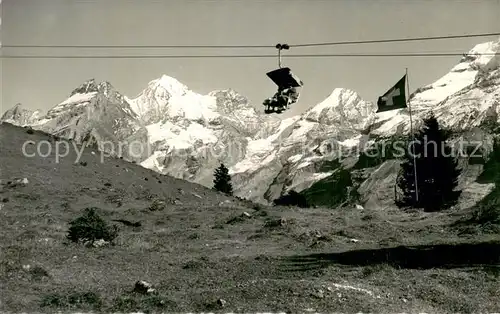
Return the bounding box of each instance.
[263,43,304,114]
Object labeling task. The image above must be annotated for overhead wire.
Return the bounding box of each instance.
[2,31,500,49]
[1,31,499,59]
[1,53,499,59]
[290,32,500,48]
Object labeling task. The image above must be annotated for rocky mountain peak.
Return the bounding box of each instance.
[69,79,117,98]
[153,75,189,96]
[303,88,377,130]
[70,79,99,96]
[370,37,500,136]
[208,89,252,114]
[1,103,43,126]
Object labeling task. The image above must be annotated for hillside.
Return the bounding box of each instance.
[0,122,499,312]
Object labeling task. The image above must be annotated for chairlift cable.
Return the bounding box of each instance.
[2,52,498,59]
[2,31,499,49]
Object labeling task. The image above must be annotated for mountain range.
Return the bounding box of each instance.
[2,38,500,207]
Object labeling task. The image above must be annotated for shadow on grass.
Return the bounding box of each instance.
[281,241,500,271]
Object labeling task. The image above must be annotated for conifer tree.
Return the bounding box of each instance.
[213,163,233,195]
[396,115,461,211]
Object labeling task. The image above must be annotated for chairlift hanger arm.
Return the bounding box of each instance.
[275,43,290,68]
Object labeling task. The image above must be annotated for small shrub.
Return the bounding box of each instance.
[256,210,268,217]
[66,207,118,244]
[225,213,249,225]
[30,265,50,281]
[252,203,264,211]
[148,199,166,211]
[26,128,34,134]
[2,197,9,203]
[183,259,204,269]
[361,214,374,221]
[110,295,177,312]
[41,291,102,311]
[104,182,112,187]
[79,161,88,166]
[264,217,288,228]
[470,202,500,225]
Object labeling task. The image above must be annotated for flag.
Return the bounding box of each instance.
[376,75,407,113]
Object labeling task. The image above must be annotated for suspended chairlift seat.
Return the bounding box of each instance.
[263,44,304,114]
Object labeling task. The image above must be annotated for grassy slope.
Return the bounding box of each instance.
[0,123,499,313]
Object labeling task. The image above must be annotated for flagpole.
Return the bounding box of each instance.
[406,68,419,203]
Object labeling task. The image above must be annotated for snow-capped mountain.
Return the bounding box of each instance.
[7,79,148,161]
[370,38,500,136]
[354,37,500,209]
[228,89,376,201]
[127,75,192,125]
[304,88,377,131]
[35,79,141,141]
[133,77,274,188]
[2,37,499,206]
[1,103,43,126]
[131,76,374,201]
[136,35,499,204]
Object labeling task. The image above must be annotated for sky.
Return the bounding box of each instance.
[1,0,500,118]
